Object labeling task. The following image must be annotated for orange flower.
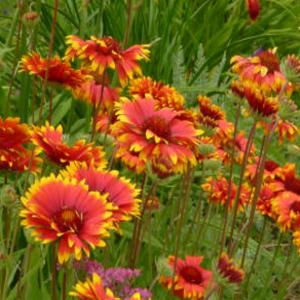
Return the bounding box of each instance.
[32,122,107,168]
[272,191,300,231]
[73,80,120,111]
[160,256,213,299]
[62,163,140,223]
[20,52,88,89]
[197,96,225,128]
[20,175,113,264]
[0,117,31,149]
[129,77,185,110]
[231,49,288,94]
[70,273,119,300]
[243,82,279,117]
[202,176,249,210]
[276,119,299,144]
[292,231,300,254]
[65,35,150,87]
[246,0,260,21]
[111,97,197,175]
[217,252,244,284]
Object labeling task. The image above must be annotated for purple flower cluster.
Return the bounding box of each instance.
[75,259,152,299]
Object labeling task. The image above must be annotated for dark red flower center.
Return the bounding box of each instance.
[257,51,280,73]
[181,266,203,284]
[143,116,171,140]
[54,208,83,232]
[98,36,121,55]
[290,201,300,214]
[265,160,279,172]
[284,177,300,195]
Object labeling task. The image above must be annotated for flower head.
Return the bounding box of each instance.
[231,49,288,94]
[32,122,107,168]
[111,97,197,175]
[129,77,185,110]
[197,96,225,128]
[20,52,88,89]
[217,252,244,284]
[160,255,213,299]
[65,35,150,87]
[20,175,113,264]
[62,163,140,223]
[70,273,119,300]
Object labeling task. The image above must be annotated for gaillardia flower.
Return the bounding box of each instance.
[33,122,107,168]
[231,49,288,94]
[65,35,150,86]
[129,77,185,111]
[20,175,113,264]
[111,97,197,175]
[160,256,213,299]
[217,252,244,284]
[20,52,88,89]
[70,273,119,300]
[62,163,140,223]
[197,96,225,128]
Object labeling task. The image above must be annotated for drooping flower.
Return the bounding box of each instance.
[111,97,197,175]
[276,119,299,144]
[62,163,140,223]
[197,96,225,128]
[32,122,107,168]
[202,176,250,210]
[246,0,260,21]
[65,35,150,86]
[217,252,244,284]
[231,49,289,94]
[20,52,89,90]
[129,77,185,110]
[20,175,113,264]
[70,273,119,300]
[160,255,213,299]
[243,82,279,117]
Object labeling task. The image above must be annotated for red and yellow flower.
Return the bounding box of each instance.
[20,52,89,89]
[217,252,244,284]
[197,96,225,128]
[292,231,300,254]
[276,119,299,144]
[111,97,197,175]
[32,122,107,168]
[62,163,140,223]
[231,49,289,94]
[65,35,150,86]
[160,256,213,299]
[202,176,250,210]
[20,175,113,264]
[129,77,185,110]
[70,273,119,300]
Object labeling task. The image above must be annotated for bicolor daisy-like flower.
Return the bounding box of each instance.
[20,52,88,90]
[202,176,250,210]
[272,191,300,231]
[246,0,260,21]
[276,119,299,144]
[70,273,119,300]
[0,117,31,148]
[62,163,140,223]
[129,77,185,110]
[197,96,225,128]
[278,163,300,196]
[217,252,244,284]
[243,82,279,117]
[65,35,150,87]
[111,97,197,175]
[231,49,288,94]
[21,175,113,264]
[231,80,245,99]
[160,256,213,299]
[73,80,120,111]
[32,122,107,168]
